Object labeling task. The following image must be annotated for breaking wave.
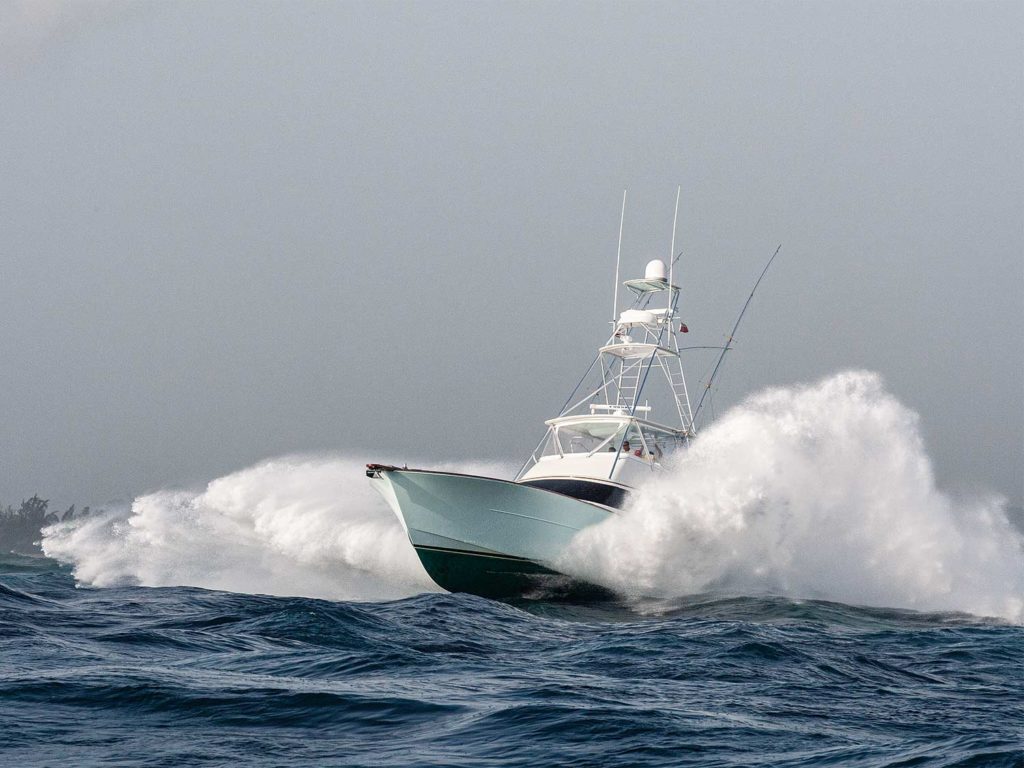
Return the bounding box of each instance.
[558,370,1024,621]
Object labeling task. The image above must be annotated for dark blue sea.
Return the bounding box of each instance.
[1,553,1021,767]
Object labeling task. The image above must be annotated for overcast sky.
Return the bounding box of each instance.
[1,0,1021,507]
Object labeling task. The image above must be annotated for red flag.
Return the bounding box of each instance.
[679,323,689,333]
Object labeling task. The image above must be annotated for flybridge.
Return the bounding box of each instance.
[516,189,697,485]
[565,257,695,432]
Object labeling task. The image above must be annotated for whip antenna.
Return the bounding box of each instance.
[669,185,680,314]
[690,244,782,427]
[612,190,626,323]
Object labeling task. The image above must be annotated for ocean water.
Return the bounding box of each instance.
[6,371,1023,765]
[1,553,1022,767]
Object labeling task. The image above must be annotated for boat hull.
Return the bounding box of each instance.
[368,467,614,598]
[412,545,567,599]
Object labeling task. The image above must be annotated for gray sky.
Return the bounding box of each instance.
[1,0,1021,507]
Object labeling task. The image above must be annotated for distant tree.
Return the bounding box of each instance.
[0,495,50,554]
[0,496,92,554]
[19,495,49,522]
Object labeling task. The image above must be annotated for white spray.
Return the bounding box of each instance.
[43,456,497,601]
[558,371,1024,621]
[42,372,1022,619]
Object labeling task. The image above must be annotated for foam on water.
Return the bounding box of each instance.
[558,371,1024,621]
[42,371,1023,620]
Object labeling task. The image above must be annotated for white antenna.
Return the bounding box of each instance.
[612,189,627,323]
[669,185,680,312]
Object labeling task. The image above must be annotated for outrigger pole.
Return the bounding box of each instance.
[690,243,783,428]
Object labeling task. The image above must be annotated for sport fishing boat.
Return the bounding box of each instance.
[367,192,777,599]
[368,249,694,597]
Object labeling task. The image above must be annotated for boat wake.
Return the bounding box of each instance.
[42,371,1023,620]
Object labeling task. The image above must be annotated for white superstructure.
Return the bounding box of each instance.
[516,252,696,490]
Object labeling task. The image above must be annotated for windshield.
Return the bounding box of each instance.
[538,419,684,459]
[540,422,616,456]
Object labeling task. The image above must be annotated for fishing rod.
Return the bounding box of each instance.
[689,243,783,429]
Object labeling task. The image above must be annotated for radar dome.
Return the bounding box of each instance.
[644,259,667,282]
